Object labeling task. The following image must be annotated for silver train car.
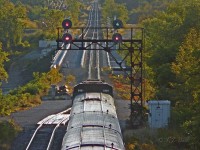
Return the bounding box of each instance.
[61,80,125,150]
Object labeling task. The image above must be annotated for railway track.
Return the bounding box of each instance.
[16,1,112,150]
[52,1,109,81]
[80,4,94,68]
[51,3,94,69]
[25,109,70,150]
[87,1,101,80]
[79,3,94,38]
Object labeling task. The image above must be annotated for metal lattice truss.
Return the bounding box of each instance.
[56,27,144,127]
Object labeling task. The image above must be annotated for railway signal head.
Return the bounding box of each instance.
[62,33,72,44]
[112,33,122,43]
[113,19,123,29]
[62,19,72,29]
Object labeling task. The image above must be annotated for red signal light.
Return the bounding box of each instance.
[62,33,72,44]
[62,19,72,29]
[65,36,70,40]
[112,33,122,43]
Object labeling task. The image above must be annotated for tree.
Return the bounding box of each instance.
[65,74,76,94]
[65,74,76,86]
[172,28,200,103]
[102,0,129,24]
[140,0,200,100]
[171,28,200,149]
[41,0,82,39]
[11,0,45,6]
[0,42,9,83]
[46,68,63,85]
[65,0,82,25]
[41,9,65,39]
[0,0,28,48]
[141,10,183,100]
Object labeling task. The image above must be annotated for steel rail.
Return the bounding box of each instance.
[46,118,68,150]
[25,108,71,150]
[96,3,101,79]
[25,116,55,150]
[88,2,97,79]
[80,4,95,67]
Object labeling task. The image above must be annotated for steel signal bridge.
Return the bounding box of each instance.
[56,19,145,127]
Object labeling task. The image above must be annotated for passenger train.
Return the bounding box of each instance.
[61,80,125,150]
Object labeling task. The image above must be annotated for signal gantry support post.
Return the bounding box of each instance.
[56,22,145,127]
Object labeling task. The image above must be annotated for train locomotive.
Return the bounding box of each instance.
[61,80,125,150]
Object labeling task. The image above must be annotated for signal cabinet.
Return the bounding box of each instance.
[147,100,171,128]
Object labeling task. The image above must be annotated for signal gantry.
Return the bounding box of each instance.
[56,19,145,127]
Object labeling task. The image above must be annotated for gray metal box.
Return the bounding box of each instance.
[147,100,171,128]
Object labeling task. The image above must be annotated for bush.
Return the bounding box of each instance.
[0,68,63,116]
[0,120,21,150]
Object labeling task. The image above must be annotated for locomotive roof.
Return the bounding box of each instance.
[73,80,113,97]
[62,126,124,150]
[74,80,112,89]
[61,92,125,150]
[73,93,115,114]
